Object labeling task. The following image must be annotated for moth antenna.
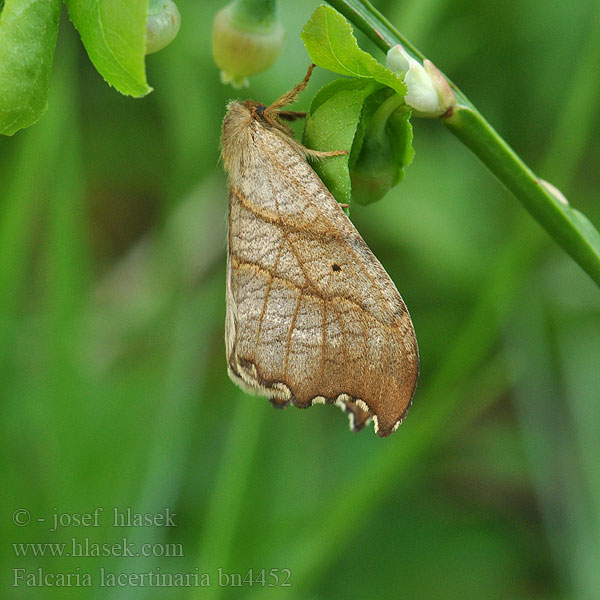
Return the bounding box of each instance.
[265,64,315,116]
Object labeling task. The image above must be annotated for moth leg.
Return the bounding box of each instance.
[277,112,349,157]
[263,63,350,162]
[305,148,349,159]
[278,111,307,122]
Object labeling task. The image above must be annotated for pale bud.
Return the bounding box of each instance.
[212,1,285,89]
[146,0,181,55]
[386,44,455,117]
[540,179,569,205]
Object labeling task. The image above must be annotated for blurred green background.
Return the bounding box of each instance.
[2,0,600,598]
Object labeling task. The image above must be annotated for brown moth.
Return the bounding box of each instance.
[221,65,419,437]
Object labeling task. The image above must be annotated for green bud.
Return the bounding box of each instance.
[212,0,285,88]
[146,0,181,55]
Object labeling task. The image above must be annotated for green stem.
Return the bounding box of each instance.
[325,0,600,289]
[444,104,600,287]
[231,0,277,27]
[327,0,423,58]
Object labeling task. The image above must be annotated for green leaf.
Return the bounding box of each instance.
[65,0,152,97]
[301,5,406,96]
[0,0,62,136]
[303,77,380,205]
[300,5,414,207]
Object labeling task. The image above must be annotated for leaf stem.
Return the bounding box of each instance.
[367,91,404,138]
[231,0,278,27]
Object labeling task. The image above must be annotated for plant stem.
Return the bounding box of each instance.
[325,0,600,289]
[444,104,600,287]
[231,0,278,27]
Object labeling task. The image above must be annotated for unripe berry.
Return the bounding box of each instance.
[146,0,181,55]
[212,1,285,88]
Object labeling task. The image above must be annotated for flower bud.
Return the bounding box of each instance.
[212,0,285,88]
[540,179,569,206]
[386,44,455,117]
[423,59,455,114]
[146,0,181,55]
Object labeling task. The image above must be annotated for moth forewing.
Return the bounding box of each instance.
[221,70,418,437]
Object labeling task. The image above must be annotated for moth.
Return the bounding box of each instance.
[221,65,419,437]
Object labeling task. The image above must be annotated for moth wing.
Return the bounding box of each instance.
[226,122,418,437]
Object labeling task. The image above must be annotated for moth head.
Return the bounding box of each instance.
[240,99,297,138]
[221,66,315,169]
